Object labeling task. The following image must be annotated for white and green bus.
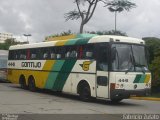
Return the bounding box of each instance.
[7,34,151,102]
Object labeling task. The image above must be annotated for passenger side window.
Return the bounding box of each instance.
[9,50,15,60]
[42,48,50,60]
[20,50,27,60]
[55,47,65,60]
[77,44,94,59]
[15,51,20,60]
[50,47,56,59]
[30,49,38,60]
[65,46,77,59]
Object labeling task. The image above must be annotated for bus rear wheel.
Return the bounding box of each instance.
[19,76,27,89]
[79,83,91,102]
[28,77,36,92]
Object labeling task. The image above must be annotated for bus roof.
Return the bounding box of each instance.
[9,35,145,50]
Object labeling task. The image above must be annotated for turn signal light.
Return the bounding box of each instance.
[110,83,115,90]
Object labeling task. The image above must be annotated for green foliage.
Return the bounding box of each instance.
[0,38,26,50]
[87,30,127,36]
[64,10,81,21]
[105,0,136,12]
[143,37,160,63]
[65,0,104,33]
[143,37,160,91]
[45,30,73,40]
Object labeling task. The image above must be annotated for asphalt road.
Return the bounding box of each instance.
[0,82,159,115]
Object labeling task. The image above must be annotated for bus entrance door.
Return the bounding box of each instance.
[96,71,109,99]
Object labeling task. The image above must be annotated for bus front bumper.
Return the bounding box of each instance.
[110,88,151,100]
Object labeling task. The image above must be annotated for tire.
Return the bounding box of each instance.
[19,76,27,89]
[28,77,36,92]
[111,99,122,103]
[79,83,91,102]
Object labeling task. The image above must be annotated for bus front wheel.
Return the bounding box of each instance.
[79,83,91,102]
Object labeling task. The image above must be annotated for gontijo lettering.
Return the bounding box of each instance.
[21,62,41,68]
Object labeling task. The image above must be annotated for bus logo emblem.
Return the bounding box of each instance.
[80,61,92,71]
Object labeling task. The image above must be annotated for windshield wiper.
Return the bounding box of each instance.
[134,63,146,74]
[125,54,134,74]
[111,47,120,69]
[125,65,133,74]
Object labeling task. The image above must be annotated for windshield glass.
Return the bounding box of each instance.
[132,45,148,71]
[111,44,149,72]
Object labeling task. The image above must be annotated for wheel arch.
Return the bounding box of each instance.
[28,75,35,84]
[19,74,26,84]
[77,80,91,94]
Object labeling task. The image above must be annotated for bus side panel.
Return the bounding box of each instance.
[68,73,96,97]
[8,69,20,84]
[62,60,97,97]
[7,69,49,89]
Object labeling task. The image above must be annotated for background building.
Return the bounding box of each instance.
[0,33,13,43]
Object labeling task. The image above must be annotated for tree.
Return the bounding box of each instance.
[143,37,160,64]
[143,37,160,92]
[105,0,136,32]
[0,38,27,50]
[65,0,105,33]
[88,30,127,36]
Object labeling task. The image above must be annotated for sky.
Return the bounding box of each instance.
[0,0,160,43]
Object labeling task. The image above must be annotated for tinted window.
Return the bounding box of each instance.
[96,43,108,71]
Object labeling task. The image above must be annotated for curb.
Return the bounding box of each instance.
[130,97,160,101]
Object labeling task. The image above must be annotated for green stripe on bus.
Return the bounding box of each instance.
[65,38,90,46]
[133,74,142,83]
[65,39,79,45]
[76,34,97,38]
[51,38,90,91]
[139,74,146,83]
[45,60,65,89]
[45,72,59,89]
[52,60,65,71]
[75,38,90,45]
[52,60,77,91]
[45,38,90,91]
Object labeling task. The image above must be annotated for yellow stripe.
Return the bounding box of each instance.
[55,40,68,46]
[52,34,76,40]
[42,60,56,70]
[144,74,151,83]
[46,34,76,41]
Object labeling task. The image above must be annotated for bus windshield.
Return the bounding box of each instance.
[111,43,149,72]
